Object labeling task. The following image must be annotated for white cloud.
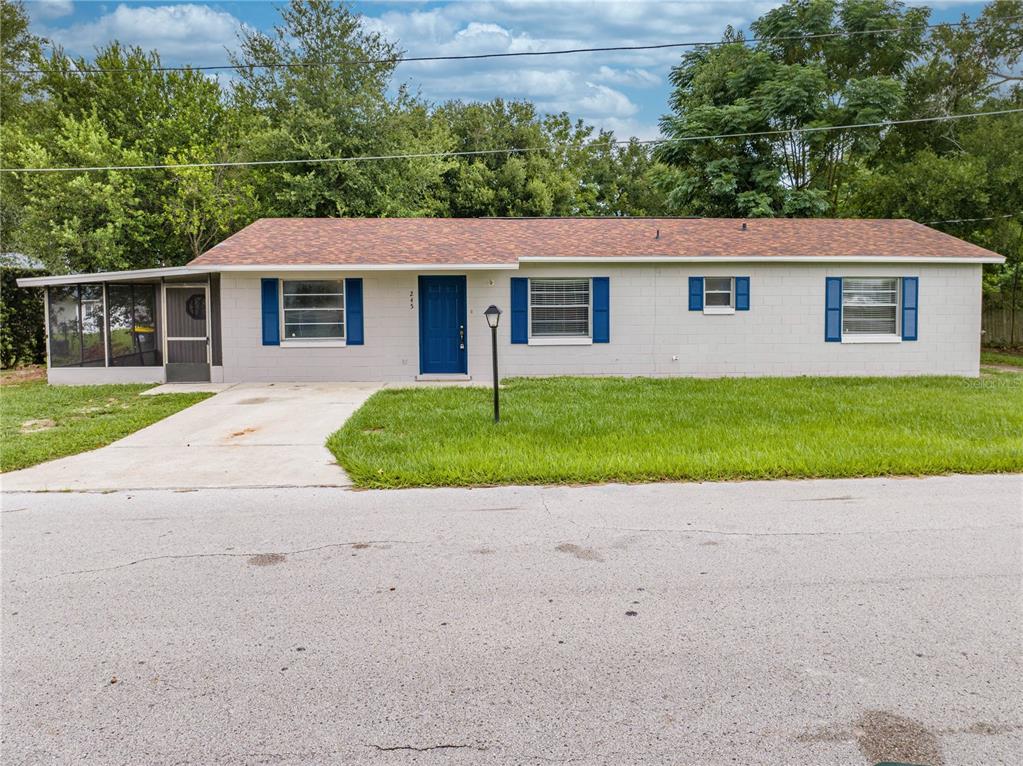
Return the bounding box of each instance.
[594,66,659,87]
[577,83,638,118]
[39,3,246,63]
[366,1,774,138]
[595,117,661,142]
[28,0,74,20]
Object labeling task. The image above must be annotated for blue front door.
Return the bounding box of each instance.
[419,275,467,374]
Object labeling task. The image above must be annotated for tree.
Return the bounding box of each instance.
[162,140,260,261]
[438,99,666,217]
[850,109,1023,344]
[8,40,247,269]
[903,0,1022,123]
[655,0,928,217]
[0,0,42,253]
[14,112,151,273]
[0,0,38,121]
[230,0,452,218]
[574,132,668,216]
[438,100,576,217]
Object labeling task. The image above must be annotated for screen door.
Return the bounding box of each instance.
[164,284,210,382]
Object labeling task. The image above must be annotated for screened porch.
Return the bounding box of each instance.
[24,268,221,384]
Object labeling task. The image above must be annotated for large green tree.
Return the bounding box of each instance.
[656,0,928,217]
[438,99,665,217]
[845,1,1023,337]
[0,0,41,253]
[8,39,251,271]
[15,111,150,273]
[230,0,452,217]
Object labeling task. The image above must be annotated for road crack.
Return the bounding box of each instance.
[370,743,484,753]
[40,540,420,580]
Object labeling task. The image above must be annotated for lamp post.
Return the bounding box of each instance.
[483,304,502,422]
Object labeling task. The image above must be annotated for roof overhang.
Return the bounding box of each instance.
[17,253,1003,288]
[16,266,207,287]
[197,263,520,272]
[520,255,1005,264]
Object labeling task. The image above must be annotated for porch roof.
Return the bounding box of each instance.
[17,266,204,288]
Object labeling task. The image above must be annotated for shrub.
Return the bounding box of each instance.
[1,267,45,368]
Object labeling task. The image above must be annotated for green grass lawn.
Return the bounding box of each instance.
[1,380,211,472]
[328,375,1023,488]
[981,349,1023,368]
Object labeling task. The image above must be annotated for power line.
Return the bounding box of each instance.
[4,14,1016,76]
[650,107,1023,145]
[2,107,1019,174]
[924,213,1019,224]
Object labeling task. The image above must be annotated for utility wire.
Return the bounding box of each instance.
[924,213,1019,224]
[3,14,1016,75]
[649,107,1023,145]
[2,107,1019,174]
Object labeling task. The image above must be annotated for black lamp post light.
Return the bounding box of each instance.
[484,304,502,422]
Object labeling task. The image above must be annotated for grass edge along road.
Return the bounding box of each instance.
[329,375,1023,488]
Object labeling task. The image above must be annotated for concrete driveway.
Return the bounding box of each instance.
[2,474,1021,765]
[0,382,382,491]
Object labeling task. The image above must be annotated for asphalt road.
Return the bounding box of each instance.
[2,474,1021,765]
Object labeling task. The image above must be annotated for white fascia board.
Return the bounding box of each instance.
[523,255,1002,263]
[204,263,519,272]
[518,255,1004,264]
[17,266,204,287]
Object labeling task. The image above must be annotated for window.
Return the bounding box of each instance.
[704,277,733,309]
[281,280,345,340]
[107,284,159,366]
[47,285,105,367]
[842,278,899,336]
[530,278,590,338]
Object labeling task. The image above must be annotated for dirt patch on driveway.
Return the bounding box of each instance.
[854,710,944,765]
[555,543,604,562]
[248,553,286,567]
[796,710,945,765]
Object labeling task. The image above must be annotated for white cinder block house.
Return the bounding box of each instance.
[18,217,1004,384]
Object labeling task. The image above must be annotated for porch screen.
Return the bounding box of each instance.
[107,284,160,366]
[47,285,105,367]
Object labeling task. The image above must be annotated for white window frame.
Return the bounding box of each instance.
[840,276,902,344]
[279,278,347,348]
[703,277,735,315]
[527,277,594,346]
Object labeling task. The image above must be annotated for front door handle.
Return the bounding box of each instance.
[459,325,465,349]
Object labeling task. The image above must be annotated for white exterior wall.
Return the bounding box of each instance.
[218,262,982,383]
[47,366,167,385]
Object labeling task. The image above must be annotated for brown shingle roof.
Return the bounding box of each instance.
[188,217,1003,267]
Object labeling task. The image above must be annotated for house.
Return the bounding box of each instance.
[17,217,1004,384]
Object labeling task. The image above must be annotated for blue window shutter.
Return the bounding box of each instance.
[510,277,528,344]
[592,277,610,343]
[901,277,918,341]
[345,278,364,345]
[261,278,279,346]
[735,277,750,311]
[825,277,842,342]
[688,276,704,311]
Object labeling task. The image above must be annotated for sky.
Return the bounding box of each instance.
[24,0,990,141]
